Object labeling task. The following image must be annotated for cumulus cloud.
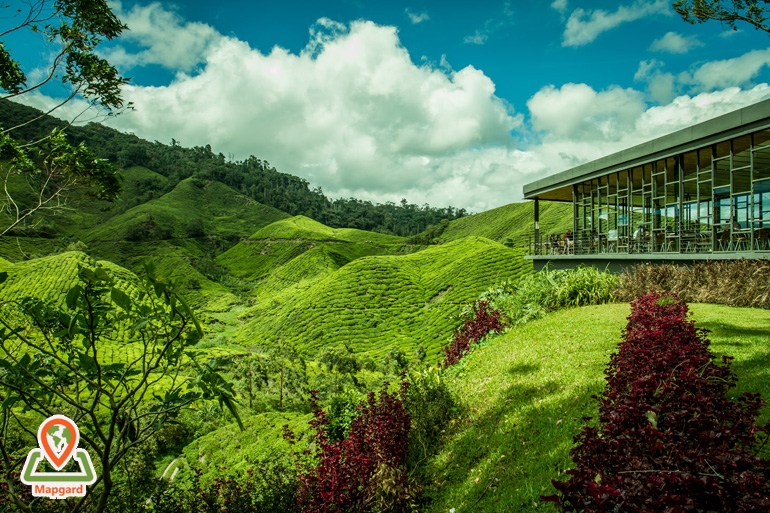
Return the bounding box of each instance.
[562,0,670,47]
[527,83,646,140]
[102,15,522,211]
[649,31,703,54]
[103,1,221,70]
[405,8,429,24]
[635,47,770,102]
[686,47,770,90]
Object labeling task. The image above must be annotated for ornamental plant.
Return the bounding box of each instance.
[290,383,414,513]
[543,292,770,512]
[442,299,502,367]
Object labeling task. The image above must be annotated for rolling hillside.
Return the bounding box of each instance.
[216,215,410,299]
[84,176,289,243]
[437,201,573,246]
[237,236,531,361]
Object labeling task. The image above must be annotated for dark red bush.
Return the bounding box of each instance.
[543,292,770,512]
[443,299,503,367]
[293,384,413,513]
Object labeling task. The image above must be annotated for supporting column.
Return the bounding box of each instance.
[534,197,540,255]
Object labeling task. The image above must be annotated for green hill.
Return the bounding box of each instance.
[85,177,289,243]
[437,201,572,247]
[237,236,531,361]
[0,251,140,305]
[217,216,409,299]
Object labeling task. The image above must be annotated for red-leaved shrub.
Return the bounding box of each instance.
[443,299,503,367]
[292,384,414,513]
[543,292,770,512]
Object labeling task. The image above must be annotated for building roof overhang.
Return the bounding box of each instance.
[523,98,770,202]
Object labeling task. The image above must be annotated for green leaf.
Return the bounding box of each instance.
[79,352,97,372]
[110,287,132,311]
[65,284,83,310]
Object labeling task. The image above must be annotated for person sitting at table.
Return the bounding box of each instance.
[632,223,646,240]
[563,229,573,242]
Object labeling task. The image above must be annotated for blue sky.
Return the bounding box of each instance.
[9,1,770,211]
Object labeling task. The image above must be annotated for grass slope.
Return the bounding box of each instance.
[423,303,770,513]
[438,201,572,246]
[238,237,530,361]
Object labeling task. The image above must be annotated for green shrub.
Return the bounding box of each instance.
[403,367,457,471]
[481,265,618,325]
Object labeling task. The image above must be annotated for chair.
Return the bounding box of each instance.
[718,229,730,251]
[607,229,618,253]
[755,228,770,251]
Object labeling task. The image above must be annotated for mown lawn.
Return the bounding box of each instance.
[423,302,770,513]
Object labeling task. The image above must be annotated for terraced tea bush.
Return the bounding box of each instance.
[615,260,770,309]
[544,292,770,512]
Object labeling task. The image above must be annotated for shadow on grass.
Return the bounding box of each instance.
[424,373,602,513]
[697,321,770,341]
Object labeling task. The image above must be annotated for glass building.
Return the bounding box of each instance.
[523,100,770,270]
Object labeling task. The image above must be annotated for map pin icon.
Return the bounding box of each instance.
[38,415,79,471]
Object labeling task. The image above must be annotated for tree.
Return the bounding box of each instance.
[673,0,770,34]
[1,0,129,237]
[267,339,307,411]
[0,262,241,513]
[1,128,121,237]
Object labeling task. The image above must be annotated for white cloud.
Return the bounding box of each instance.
[551,0,568,15]
[405,8,429,24]
[562,0,670,47]
[649,31,703,53]
[634,47,770,102]
[464,30,489,45]
[103,1,221,70]
[101,16,521,211]
[687,48,770,90]
[527,83,647,140]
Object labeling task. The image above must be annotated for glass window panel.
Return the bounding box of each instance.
[754,129,770,149]
[682,151,697,179]
[733,168,751,193]
[699,148,712,171]
[734,135,751,168]
[666,156,679,183]
[714,157,730,187]
[754,145,770,181]
[699,180,712,198]
[715,140,730,159]
[753,179,770,228]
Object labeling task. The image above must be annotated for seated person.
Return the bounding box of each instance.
[563,229,573,242]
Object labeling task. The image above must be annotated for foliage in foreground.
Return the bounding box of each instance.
[442,299,503,367]
[290,384,415,513]
[0,263,240,513]
[482,265,617,325]
[544,292,770,512]
[615,259,770,309]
